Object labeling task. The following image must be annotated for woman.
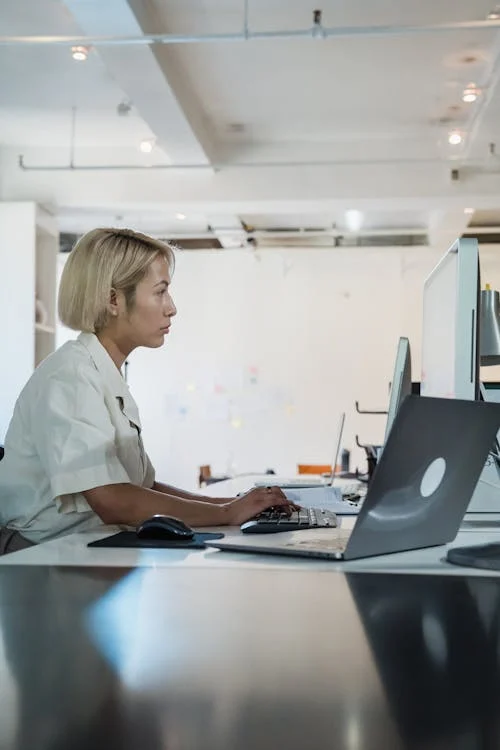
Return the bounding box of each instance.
[0,228,292,553]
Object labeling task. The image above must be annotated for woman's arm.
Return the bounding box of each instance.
[152,481,227,504]
[83,484,226,526]
[83,483,291,527]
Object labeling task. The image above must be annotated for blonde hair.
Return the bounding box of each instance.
[58,227,175,332]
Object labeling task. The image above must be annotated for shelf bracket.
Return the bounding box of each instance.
[355,401,387,415]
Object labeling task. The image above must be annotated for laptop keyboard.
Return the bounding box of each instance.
[240,507,337,535]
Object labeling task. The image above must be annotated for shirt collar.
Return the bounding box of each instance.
[78,332,130,399]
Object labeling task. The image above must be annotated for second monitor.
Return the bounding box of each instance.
[383,336,412,447]
[421,237,480,401]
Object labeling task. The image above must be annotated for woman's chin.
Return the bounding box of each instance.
[142,334,167,349]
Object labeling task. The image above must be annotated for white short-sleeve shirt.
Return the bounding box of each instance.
[0,333,155,542]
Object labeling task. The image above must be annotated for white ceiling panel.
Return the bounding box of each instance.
[165,31,495,149]
[1,0,500,239]
[147,0,498,33]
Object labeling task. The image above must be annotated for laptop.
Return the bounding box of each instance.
[208,396,500,561]
[253,412,346,491]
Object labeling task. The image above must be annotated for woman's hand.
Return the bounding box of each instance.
[222,486,299,526]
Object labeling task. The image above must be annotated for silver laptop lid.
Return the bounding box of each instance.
[344,395,500,560]
[327,412,346,486]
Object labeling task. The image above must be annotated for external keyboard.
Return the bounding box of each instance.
[240,507,337,534]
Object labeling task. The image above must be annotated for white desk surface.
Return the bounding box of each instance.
[3,475,500,576]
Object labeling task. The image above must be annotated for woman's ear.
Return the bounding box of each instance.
[107,288,119,318]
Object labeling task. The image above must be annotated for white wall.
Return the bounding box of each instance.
[0,202,36,441]
[129,247,435,490]
[56,244,500,491]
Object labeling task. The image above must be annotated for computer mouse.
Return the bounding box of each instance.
[136,515,195,541]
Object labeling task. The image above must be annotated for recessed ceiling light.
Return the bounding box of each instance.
[344,209,364,232]
[176,213,186,220]
[462,84,480,103]
[71,45,89,62]
[139,138,155,153]
[464,207,475,215]
[487,6,500,20]
[448,130,463,146]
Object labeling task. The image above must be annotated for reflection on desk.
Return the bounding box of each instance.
[1,566,500,749]
[348,573,500,746]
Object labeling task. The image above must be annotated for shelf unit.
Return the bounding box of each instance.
[34,207,58,367]
[0,202,59,440]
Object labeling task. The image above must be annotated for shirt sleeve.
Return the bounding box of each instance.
[143,452,156,489]
[31,363,130,505]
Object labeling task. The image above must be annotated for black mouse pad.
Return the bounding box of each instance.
[87,531,225,549]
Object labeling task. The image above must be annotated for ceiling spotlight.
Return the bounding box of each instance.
[464,207,475,215]
[175,213,186,220]
[448,130,463,146]
[462,84,480,103]
[71,45,89,62]
[487,6,500,19]
[139,138,155,153]
[344,209,364,232]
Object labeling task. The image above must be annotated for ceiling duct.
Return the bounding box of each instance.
[257,231,428,248]
[60,228,429,252]
[463,231,500,244]
[2,17,500,49]
[60,231,223,252]
[160,237,223,250]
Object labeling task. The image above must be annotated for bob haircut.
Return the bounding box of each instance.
[58,227,175,333]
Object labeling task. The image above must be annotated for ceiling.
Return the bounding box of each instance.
[1,0,500,247]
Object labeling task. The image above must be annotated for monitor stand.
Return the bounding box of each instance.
[467,382,500,513]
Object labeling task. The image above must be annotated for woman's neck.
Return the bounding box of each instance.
[96,331,131,371]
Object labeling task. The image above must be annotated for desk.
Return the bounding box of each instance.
[1,565,500,749]
[3,524,500,575]
[2,482,500,748]
[2,475,500,576]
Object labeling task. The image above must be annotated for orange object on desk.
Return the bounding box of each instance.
[297,464,334,475]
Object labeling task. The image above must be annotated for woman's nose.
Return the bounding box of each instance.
[167,295,177,317]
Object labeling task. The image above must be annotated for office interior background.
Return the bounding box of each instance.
[1,0,500,489]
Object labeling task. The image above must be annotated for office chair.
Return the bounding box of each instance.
[198,465,230,487]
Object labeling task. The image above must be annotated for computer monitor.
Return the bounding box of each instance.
[383,337,412,445]
[421,238,480,401]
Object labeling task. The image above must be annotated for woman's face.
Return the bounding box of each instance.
[113,255,177,350]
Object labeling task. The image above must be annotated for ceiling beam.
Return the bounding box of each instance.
[207,214,251,250]
[428,209,472,248]
[6,144,500,232]
[63,0,215,165]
